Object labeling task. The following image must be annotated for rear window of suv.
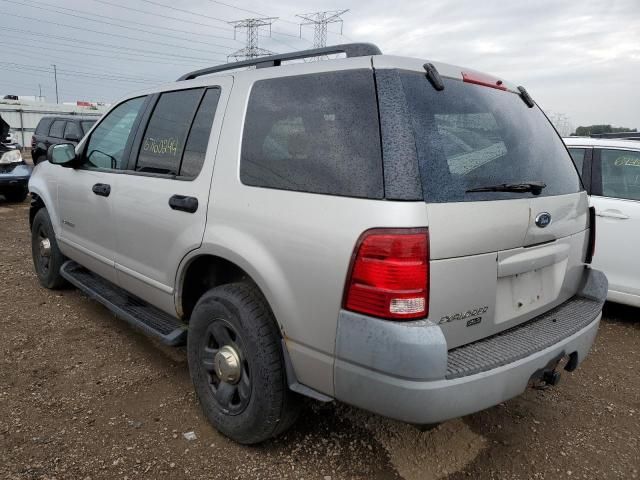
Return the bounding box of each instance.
[398,70,582,202]
[240,69,383,199]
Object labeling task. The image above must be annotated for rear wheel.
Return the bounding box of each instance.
[31,209,67,289]
[188,282,300,444]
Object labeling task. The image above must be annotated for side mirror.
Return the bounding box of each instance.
[47,143,77,167]
[64,133,81,142]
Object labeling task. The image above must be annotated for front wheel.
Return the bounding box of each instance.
[31,209,68,289]
[187,283,300,444]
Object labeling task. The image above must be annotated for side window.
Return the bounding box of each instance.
[567,148,586,176]
[240,70,383,199]
[84,96,146,170]
[49,120,66,139]
[81,121,96,135]
[180,88,221,178]
[35,119,52,136]
[136,88,204,175]
[64,121,82,140]
[598,149,640,201]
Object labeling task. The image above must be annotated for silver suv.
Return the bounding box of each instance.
[28,44,607,444]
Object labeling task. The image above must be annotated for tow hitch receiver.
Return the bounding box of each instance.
[529,353,575,389]
[542,369,561,386]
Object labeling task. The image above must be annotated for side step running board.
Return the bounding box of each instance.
[60,261,188,346]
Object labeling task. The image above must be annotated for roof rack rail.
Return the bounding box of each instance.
[177,43,382,81]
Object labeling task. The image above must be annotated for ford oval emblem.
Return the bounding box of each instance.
[535,212,552,228]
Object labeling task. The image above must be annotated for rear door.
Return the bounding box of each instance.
[590,147,640,303]
[112,81,229,315]
[376,62,588,348]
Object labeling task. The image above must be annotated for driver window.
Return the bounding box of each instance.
[600,149,640,201]
[84,96,146,170]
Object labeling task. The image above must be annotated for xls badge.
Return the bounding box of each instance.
[439,306,488,326]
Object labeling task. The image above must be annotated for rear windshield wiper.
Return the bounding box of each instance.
[466,181,546,195]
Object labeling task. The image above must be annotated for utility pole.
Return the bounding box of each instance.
[228,18,278,62]
[52,64,59,104]
[297,10,349,49]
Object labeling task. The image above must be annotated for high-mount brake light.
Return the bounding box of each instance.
[343,228,429,320]
[462,71,508,91]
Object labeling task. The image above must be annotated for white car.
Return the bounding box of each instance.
[565,137,640,307]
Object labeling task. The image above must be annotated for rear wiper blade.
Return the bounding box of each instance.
[466,181,546,195]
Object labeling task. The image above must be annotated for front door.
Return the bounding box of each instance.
[591,147,640,304]
[112,83,228,315]
[57,96,147,283]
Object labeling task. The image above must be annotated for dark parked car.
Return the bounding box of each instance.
[31,116,97,164]
[0,115,31,202]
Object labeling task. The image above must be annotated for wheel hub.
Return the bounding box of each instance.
[213,345,242,384]
[39,238,51,258]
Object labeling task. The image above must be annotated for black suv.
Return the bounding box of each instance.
[31,116,97,164]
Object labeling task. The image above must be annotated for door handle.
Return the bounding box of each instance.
[596,209,629,220]
[169,194,198,213]
[92,183,111,197]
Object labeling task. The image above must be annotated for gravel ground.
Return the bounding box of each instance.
[1,196,639,480]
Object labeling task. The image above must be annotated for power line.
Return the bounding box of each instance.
[0,34,211,68]
[0,61,162,84]
[0,0,238,50]
[14,0,238,42]
[0,25,223,62]
[228,18,278,61]
[137,0,235,29]
[297,10,349,49]
[1,11,233,56]
[88,0,237,34]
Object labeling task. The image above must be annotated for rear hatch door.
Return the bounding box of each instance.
[375,59,588,348]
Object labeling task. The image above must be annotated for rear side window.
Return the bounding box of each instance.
[49,120,65,139]
[81,121,96,134]
[240,70,383,199]
[397,71,581,202]
[136,88,203,175]
[598,149,640,201]
[568,147,586,175]
[35,118,52,135]
[180,88,221,178]
[64,121,82,140]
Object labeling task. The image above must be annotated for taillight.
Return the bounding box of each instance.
[343,228,429,320]
[586,206,596,264]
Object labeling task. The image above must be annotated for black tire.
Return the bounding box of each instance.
[31,209,68,289]
[188,282,300,444]
[4,188,28,203]
[34,154,46,165]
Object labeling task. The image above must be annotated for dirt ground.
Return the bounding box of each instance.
[1,196,639,480]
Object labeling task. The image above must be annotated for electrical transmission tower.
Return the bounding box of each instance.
[297,10,349,49]
[228,18,278,61]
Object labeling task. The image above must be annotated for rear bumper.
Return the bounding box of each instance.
[334,268,607,424]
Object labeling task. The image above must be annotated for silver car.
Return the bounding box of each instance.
[28,43,606,444]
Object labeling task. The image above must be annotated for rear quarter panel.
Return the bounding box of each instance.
[199,59,430,396]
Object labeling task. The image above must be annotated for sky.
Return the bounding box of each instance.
[1,0,639,130]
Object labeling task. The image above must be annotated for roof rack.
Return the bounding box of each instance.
[177,43,382,81]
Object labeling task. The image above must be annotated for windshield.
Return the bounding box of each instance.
[398,70,582,202]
